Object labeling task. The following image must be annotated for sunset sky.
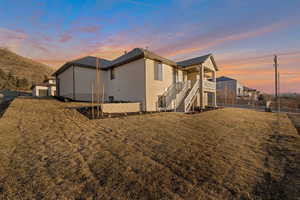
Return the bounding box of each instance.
[0,0,299,93]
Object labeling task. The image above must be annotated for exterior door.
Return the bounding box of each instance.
[38,89,48,97]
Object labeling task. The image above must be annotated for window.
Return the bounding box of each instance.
[154,62,163,81]
[109,96,114,103]
[110,68,115,80]
[158,95,166,108]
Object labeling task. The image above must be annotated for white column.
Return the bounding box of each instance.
[199,65,205,109]
[212,70,217,107]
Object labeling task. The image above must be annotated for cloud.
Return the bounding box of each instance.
[59,33,72,43]
[0,27,52,59]
[0,27,27,52]
[78,25,101,33]
[156,20,294,57]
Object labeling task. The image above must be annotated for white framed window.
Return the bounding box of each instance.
[110,68,115,80]
[154,62,163,81]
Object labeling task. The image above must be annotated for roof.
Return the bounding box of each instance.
[244,86,257,91]
[71,56,112,69]
[177,54,218,71]
[177,54,210,67]
[43,77,56,83]
[30,83,56,89]
[53,48,218,76]
[53,56,112,75]
[216,76,236,82]
[107,48,177,68]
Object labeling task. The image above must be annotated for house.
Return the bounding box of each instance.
[243,87,260,101]
[53,48,218,112]
[216,76,244,102]
[216,76,259,104]
[31,77,56,97]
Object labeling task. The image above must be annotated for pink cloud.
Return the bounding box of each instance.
[59,33,72,43]
[78,25,101,33]
[156,20,295,57]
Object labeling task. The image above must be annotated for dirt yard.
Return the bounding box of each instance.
[0,98,299,200]
[288,113,300,135]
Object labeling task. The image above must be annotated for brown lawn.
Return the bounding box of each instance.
[0,98,299,200]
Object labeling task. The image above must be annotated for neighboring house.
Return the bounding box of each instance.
[216,76,259,103]
[243,87,259,101]
[53,48,219,112]
[31,77,56,97]
[216,76,243,100]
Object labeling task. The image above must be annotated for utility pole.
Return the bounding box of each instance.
[278,72,280,113]
[274,55,278,111]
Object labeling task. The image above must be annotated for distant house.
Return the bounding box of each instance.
[31,77,56,97]
[216,76,259,104]
[243,87,259,101]
[53,48,219,112]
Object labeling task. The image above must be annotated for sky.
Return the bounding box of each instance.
[0,0,299,93]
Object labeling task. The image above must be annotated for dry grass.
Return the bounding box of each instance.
[0,98,299,200]
[288,113,300,135]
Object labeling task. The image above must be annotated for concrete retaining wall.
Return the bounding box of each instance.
[101,103,141,113]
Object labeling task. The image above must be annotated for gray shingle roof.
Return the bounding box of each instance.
[177,54,211,68]
[216,76,236,82]
[107,48,177,68]
[53,48,218,76]
[243,86,256,91]
[71,56,111,68]
[53,56,111,75]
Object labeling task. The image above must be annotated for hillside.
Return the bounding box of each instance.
[0,48,54,89]
[0,98,299,199]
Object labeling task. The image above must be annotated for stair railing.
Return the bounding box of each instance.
[184,79,200,112]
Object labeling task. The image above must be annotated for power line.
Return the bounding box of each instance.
[219,50,300,64]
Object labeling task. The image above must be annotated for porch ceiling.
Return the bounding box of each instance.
[182,65,215,73]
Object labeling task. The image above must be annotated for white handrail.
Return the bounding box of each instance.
[158,81,191,111]
[175,80,191,110]
[161,83,176,110]
[203,80,216,91]
[184,79,200,112]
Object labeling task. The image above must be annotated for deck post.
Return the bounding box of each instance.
[212,70,217,107]
[199,65,205,109]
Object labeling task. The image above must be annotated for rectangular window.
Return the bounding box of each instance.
[110,68,115,80]
[158,95,166,108]
[154,62,163,81]
[109,96,114,103]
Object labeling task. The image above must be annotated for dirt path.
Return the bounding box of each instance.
[0,98,299,199]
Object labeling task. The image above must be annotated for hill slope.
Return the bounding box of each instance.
[0,48,54,89]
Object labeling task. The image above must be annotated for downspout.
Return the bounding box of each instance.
[55,74,59,96]
[144,58,147,112]
[73,65,76,100]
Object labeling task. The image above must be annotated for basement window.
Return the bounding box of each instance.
[109,96,114,103]
[154,62,163,81]
[157,95,166,108]
[110,68,115,80]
